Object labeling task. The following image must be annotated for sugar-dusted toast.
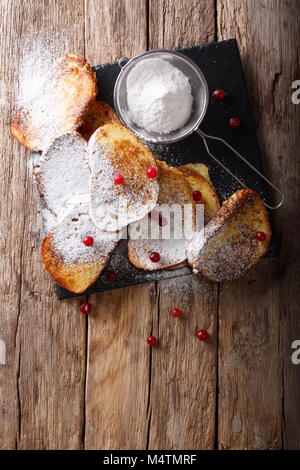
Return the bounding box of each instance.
[34,132,90,215]
[128,160,196,270]
[178,163,220,219]
[187,189,271,281]
[183,163,214,187]
[79,101,120,140]
[41,196,118,293]
[11,54,97,151]
[89,123,159,231]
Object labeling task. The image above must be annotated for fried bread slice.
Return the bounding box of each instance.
[178,164,220,219]
[34,132,90,215]
[11,54,97,151]
[187,189,271,281]
[128,160,196,270]
[41,195,118,293]
[183,163,214,187]
[79,101,120,140]
[89,123,159,231]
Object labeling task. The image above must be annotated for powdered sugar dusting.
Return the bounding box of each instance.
[15,32,63,108]
[187,212,257,281]
[42,206,57,234]
[127,58,193,134]
[13,38,97,151]
[88,126,159,232]
[128,237,189,270]
[34,132,90,215]
[52,196,118,264]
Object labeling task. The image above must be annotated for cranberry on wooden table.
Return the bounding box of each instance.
[147,336,157,346]
[196,329,209,341]
[80,302,92,315]
[171,308,181,318]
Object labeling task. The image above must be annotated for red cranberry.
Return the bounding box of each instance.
[80,122,92,133]
[197,329,209,341]
[159,214,168,227]
[229,117,240,128]
[150,252,160,263]
[147,336,157,346]
[80,302,91,314]
[83,236,94,246]
[114,174,124,185]
[172,308,181,318]
[212,89,226,101]
[149,211,167,227]
[147,167,158,178]
[193,190,202,201]
[106,269,116,281]
[256,231,267,242]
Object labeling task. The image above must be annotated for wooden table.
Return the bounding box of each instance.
[0,0,299,450]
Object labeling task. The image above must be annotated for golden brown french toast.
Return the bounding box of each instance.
[41,196,118,293]
[178,164,220,219]
[183,163,214,187]
[187,189,271,281]
[34,132,90,215]
[128,160,196,270]
[79,101,120,141]
[11,54,97,151]
[89,123,159,232]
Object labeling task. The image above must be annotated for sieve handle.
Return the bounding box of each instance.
[195,128,284,210]
[118,57,130,68]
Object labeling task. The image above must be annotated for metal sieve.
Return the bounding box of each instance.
[113,50,283,210]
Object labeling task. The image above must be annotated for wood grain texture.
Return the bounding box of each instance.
[0,0,87,450]
[148,276,218,450]
[217,0,300,449]
[218,260,283,449]
[84,285,154,449]
[84,0,150,450]
[149,0,215,49]
[0,1,24,447]
[85,0,147,65]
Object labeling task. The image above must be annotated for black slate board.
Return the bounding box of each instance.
[56,39,279,300]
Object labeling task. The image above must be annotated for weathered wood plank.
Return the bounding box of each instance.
[84,0,149,450]
[148,276,218,449]
[85,0,147,65]
[217,0,300,449]
[148,0,218,449]
[218,260,282,449]
[0,0,87,450]
[84,285,155,449]
[0,1,24,447]
[149,0,215,50]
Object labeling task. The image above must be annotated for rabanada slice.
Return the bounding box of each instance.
[89,123,159,231]
[41,195,118,293]
[177,164,220,219]
[11,54,97,151]
[79,101,120,141]
[34,132,90,215]
[187,189,271,281]
[128,160,197,270]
